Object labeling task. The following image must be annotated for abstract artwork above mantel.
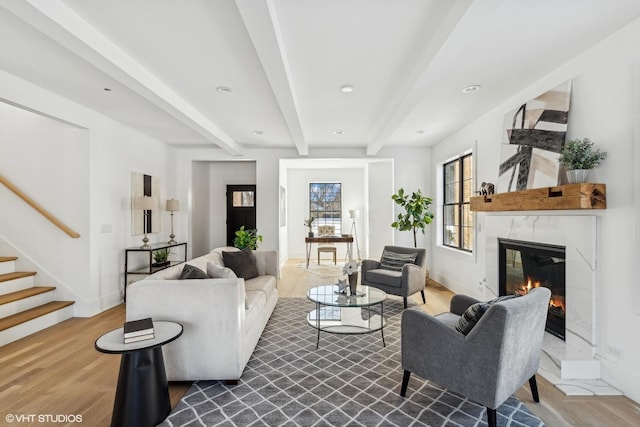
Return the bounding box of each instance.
[497,81,572,192]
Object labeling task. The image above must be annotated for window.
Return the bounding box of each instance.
[443,153,473,251]
[309,183,342,234]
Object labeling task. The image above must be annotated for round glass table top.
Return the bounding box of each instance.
[307,285,386,307]
[95,320,183,354]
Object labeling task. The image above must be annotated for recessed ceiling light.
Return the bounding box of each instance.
[415,130,425,134]
[462,84,481,94]
[334,130,344,135]
[216,86,232,94]
[340,85,354,93]
[252,130,264,135]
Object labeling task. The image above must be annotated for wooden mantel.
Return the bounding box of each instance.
[470,183,606,212]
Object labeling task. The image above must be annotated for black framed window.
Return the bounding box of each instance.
[443,153,473,251]
[309,183,342,234]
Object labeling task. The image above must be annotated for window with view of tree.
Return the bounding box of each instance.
[443,154,473,251]
[309,183,342,234]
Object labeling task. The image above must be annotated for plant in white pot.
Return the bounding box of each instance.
[558,138,607,183]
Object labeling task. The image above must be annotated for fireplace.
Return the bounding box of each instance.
[498,238,566,340]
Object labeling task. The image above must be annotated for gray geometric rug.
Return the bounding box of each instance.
[162,297,545,426]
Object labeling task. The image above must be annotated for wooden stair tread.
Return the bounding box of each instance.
[0,301,74,332]
[0,286,56,305]
[0,272,37,283]
[0,257,18,263]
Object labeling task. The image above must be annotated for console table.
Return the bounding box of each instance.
[124,242,187,301]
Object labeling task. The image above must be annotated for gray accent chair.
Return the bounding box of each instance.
[361,245,427,309]
[400,287,551,427]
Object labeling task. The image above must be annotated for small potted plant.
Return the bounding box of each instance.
[152,248,170,267]
[304,216,315,237]
[233,226,263,250]
[558,138,607,183]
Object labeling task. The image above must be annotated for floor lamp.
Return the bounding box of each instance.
[349,209,361,261]
[136,196,154,249]
[166,199,179,244]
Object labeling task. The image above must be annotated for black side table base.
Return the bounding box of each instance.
[112,347,170,427]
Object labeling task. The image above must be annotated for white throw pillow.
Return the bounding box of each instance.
[206,262,238,279]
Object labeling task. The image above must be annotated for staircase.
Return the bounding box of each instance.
[0,256,74,346]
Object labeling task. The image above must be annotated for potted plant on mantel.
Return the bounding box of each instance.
[558,137,607,184]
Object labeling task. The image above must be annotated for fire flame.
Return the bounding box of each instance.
[516,277,565,315]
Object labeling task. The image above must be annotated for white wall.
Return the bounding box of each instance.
[367,160,395,259]
[178,148,432,266]
[0,69,178,316]
[208,161,256,250]
[190,161,211,257]
[286,167,365,260]
[430,17,640,403]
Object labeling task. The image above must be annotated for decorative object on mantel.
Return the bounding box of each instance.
[470,183,606,211]
[479,182,495,195]
[165,199,179,244]
[391,188,434,248]
[343,259,360,296]
[558,137,607,183]
[303,216,315,237]
[135,196,155,249]
[497,80,572,192]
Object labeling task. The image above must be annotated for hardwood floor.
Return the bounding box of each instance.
[0,259,638,426]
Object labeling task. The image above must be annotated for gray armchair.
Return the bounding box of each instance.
[400,287,551,427]
[361,245,427,309]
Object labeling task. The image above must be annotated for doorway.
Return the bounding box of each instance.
[227,185,257,246]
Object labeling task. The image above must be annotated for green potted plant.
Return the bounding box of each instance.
[304,216,315,237]
[233,225,263,250]
[391,188,434,248]
[558,137,607,183]
[152,248,170,267]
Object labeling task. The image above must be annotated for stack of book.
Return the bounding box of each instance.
[123,317,154,344]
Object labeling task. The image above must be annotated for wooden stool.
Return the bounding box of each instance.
[318,246,337,264]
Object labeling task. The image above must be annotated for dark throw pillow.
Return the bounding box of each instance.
[179,264,209,280]
[380,250,418,271]
[455,295,518,335]
[222,247,259,280]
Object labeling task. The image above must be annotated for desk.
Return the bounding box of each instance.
[305,236,353,268]
[95,321,183,427]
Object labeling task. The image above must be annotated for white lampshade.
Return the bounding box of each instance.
[348,209,359,219]
[166,199,180,212]
[136,196,154,211]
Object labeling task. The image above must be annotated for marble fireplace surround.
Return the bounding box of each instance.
[485,215,621,395]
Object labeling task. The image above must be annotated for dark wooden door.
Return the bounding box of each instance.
[226,185,257,246]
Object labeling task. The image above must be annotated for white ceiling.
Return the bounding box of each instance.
[1,0,640,156]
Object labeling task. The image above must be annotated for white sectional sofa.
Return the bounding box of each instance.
[126,247,278,381]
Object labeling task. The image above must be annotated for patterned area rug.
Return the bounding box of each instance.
[163,298,545,427]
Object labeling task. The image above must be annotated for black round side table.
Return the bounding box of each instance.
[95,320,183,427]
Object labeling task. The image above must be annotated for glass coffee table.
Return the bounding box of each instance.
[307,285,387,348]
